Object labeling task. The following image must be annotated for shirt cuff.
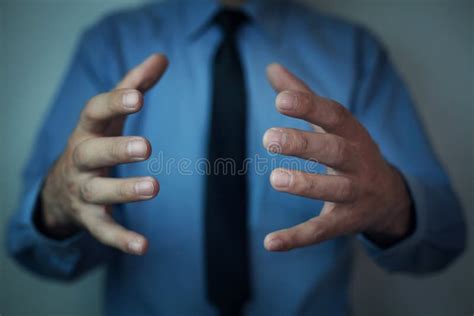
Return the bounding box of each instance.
[29,176,88,247]
[358,174,428,272]
[9,176,93,277]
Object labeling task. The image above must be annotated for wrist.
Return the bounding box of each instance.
[35,188,81,240]
[364,166,415,247]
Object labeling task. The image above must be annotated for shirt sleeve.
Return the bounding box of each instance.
[6,22,118,280]
[352,28,467,274]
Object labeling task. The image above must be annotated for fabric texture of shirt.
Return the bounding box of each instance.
[6,0,466,315]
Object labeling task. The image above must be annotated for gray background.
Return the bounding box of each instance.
[0,0,472,315]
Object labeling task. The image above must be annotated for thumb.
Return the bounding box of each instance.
[73,54,169,137]
[116,53,169,92]
[266,63,311,94]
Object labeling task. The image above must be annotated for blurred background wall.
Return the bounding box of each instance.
[0,0,472,315]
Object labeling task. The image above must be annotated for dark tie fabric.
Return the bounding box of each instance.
[204,9,250,316]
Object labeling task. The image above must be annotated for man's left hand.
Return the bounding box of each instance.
[263,64,413,251]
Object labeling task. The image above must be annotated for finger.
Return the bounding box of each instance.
[266,63,311,93]
[76,54,168,134]
[263,127,359,170]
[276,90,358,138]
[80,176,159,204]
[264,208,347,251]
[116,53,169,92]
[81,207,148,255]
[73,136,151,170]
[77,88,143,134]
[269,168,355,203]
[267,64,360,138]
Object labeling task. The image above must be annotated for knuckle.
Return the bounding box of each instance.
[66,178,80,197]
[347,178,357,200]
[298,92,313,116]
[331,137,348,166]
[69,199,83,217]
[95,224,126,251]
[287,172,299,191]
[66,133,80,150]
[308,218,326,241]
[111,140,128,161]
[118,181,135,198]
[81,98,97,122]
[72,144,85,167]
[284,130,297,153]
[308,221,321,238]
[281,229,295,249]
[80,180,96,202]
[303,177,315,194]
[73,207,89,225]
[89,221,106,242]
[326,101,347,128]
[66,177,75,193]
[100,227,115,244]
[294,132,310,154]
[338,177,355,201]
[297,173,314,194]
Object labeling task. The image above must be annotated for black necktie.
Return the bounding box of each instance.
[205,9,250,316]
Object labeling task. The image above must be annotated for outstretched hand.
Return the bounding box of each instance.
[40,54,168,255]
[263,64,413,251]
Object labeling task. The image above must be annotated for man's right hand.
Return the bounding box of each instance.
[39,54,169,255]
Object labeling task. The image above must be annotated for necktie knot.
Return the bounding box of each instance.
[214,9,248,37]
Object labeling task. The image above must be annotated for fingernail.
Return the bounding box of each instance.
[264,128,287,153]
[127,238,143,254]
[127,140,147,158]
[271,169,291,188]
[135,180,155,196]
[276,91,296,110]
[267,237,283,251]
[123,91,139,109]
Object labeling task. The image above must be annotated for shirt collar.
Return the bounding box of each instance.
[179,0,284,41]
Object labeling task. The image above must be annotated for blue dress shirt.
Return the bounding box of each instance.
[7,0,466,315]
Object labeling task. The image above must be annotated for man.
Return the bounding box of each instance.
[7,0,466,315]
